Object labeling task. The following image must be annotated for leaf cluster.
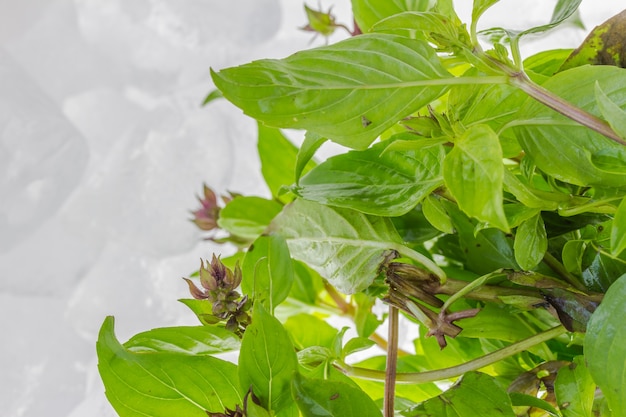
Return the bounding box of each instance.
[98,1,626,417]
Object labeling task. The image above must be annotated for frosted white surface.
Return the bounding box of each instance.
[0,1,622,416]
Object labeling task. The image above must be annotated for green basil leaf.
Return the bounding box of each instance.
[584,273,626,415]
[295,131,326,184]
[509,392,560,416]
[239,303,298,413]
[353,292,384,338]
[270,199,402,294]
[611,198,626,256]
[97,317,241,417]
[124,325,240,355]
[422,195,454,234]
[212,34,452,149]
[555,356,595,417]
[351,0,434,33]
[460,304,534,343]
[595,82,626,139]
[591,147,626,174]
[411,372,516,416]
[258,123,311,200]
[523,49,573,76]
[513,65,626,189]
[342,337,376,359]
[294,142,444,216]
[202,89,223,106]
[444,124,509,231]
[480,0,582,43]
[472,0,500,24]
[372,11,467,48]
[514,213,548,270]
[218,196,282,240]
[292,373,382,417]
[242,234,294,313]
[284,314,338,351]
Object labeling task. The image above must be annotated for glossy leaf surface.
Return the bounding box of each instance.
[294,141,444,216]
[514,213,548,270]
[270,199,401,293]
[351,0,433,33]
[292,373,382,417]
[555,356,595,417]
[212,34,452,149]
[239,303,298,413]
[242,234,294,313]
[514,65,626,189]
[444,124,508,231]
[124,325,240,355]
[218,196,282,240]
[97,317,241,417]
[585,273,626,415]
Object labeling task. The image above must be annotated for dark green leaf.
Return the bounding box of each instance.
[294,142,444,216]
[513,65,626,189]
[292,373,382,417]
[97,317,241,417]
[560,9,626,70]
[218,196,282,240]
[611,198,626,256]
[585,273,626,415]
[239,303,298,413]
[242,234,294,313]
[460,304,535,342]
[212,34,452,149]
[270,199,402,294]
[289,260,324,305]
[295,131,325,184]
[555,356,595,417]
[124,326,240,355]
[411,372,516,416]
[514,213,548,270]
[444,124,509,231]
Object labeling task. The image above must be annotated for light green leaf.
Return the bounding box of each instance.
[202,89,223,106]
[97,317,241,417]
[611,198,626,256]
[412,372,516,416]
[242,234,294,313]
[443,124,509,231]
[294,142,444,216]
[289,260,324,305]
[218,196,282,240]
[342,337,376,359]
[555,356,595,417]
[422,195,454,234]
[460,304,534,343]
[292,373,382,417]
[284,314,338,351]
[591,147,626,174]
[513,65,626,189]
[353,292,383,338]
[269,199,401,294]
[239,303,298,413]
[351,0,434,33]
[480,0,582,43]
[371,11,468,49]
[585,273,626,415]
[472,0,500,24]
[124,326,240,355]
[595,82,626,140]
[514,213,548,270]
[212,34,452,149]
[295,131,326,184]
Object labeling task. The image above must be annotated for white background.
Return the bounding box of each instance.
[1,1,623,416]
